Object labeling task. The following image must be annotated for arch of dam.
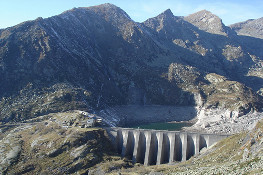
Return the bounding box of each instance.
[106,128,230,166]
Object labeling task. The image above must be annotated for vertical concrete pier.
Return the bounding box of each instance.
[121,130,129,157]
[193,134,200,155]
[168,133,175,164]
[180,133,187,161]
[144,131,153,166]
[156,132,164,165]
[132,130,141,163]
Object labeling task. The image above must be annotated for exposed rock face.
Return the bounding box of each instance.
[0,130,22,173]
[202,73,261,112]
[184,10,231,36]
[230,18,263,39]
[0,3,263,123]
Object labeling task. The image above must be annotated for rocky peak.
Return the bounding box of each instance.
[87,3,131,20]
[154,8,177,25]
[230,17,263,39]
[51,3,138,43]
[96,3,118,8]
[143,8,184,33]
[229,19,254,30]
[184,10,229,36]
[159,9,174,19]
[59,3,132,25]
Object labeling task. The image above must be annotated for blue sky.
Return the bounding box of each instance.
[1,0,263,29]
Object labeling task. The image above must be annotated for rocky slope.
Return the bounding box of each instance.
[184,10,232,36]
[230,17,263,39]
[0,3,263,126]
[0,113,118,175]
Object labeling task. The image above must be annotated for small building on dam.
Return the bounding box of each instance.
[106,128,229,166]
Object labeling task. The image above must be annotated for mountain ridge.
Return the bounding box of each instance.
[0,3,263,124]
[230,17,263,39]
[184,9,230,36]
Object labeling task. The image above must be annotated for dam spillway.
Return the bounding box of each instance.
[106,128,229,166]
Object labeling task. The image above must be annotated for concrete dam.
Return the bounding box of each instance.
[106,128,229,166]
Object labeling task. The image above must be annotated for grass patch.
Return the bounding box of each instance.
[5,121,115,174]
[197,132,247,164]
[239,157,260,169]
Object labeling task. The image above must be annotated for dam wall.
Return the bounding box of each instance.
[106,128,229,165]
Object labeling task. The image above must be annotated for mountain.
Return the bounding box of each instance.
[230,17,263,39]
[184,10,232,36]
[0,3,263,125]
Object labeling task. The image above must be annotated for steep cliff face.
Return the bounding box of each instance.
[0,3,263,122]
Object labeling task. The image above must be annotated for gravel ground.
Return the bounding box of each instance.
[185,110,263,134]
